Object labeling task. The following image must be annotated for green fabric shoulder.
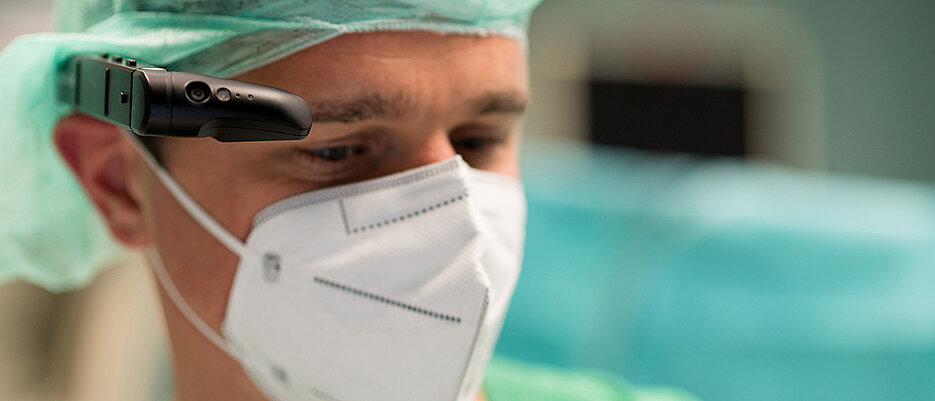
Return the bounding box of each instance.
[483,357,700,401]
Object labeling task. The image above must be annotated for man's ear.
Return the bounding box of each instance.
[53,113,150,247]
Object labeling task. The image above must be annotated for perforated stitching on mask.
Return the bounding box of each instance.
[338,198,350,235]
[348,193,468,235]
[314,277,462,323]
[252,158,461,228]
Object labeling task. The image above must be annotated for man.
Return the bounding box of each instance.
[1,1,697,400]
[57,30,530,401]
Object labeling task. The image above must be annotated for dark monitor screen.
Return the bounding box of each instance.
[590,80,747,157]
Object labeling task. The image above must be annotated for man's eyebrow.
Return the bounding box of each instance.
[472,91,528,115]
[308,90,527,124]
[309,92,410,123]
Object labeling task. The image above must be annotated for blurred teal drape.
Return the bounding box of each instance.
[497,140,935,401]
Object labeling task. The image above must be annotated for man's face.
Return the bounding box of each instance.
[114,31,526,395]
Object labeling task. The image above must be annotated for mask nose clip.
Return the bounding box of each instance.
[263,253,281,283]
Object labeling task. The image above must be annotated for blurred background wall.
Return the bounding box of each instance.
[526,0,935,182]
[2,0,935,400]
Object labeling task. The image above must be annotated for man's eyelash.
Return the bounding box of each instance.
[308,145,363,161]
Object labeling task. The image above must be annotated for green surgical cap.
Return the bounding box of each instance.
[0,0,541,292]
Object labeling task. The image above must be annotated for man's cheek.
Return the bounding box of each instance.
[150,186,238,330]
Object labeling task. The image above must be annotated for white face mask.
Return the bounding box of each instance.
[133,135,526,401]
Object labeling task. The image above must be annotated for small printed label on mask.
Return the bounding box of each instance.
[271,364,288,384]
[263,253,281,283]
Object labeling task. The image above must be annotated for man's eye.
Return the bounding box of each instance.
[452,137,496,152]
[309,145,361,161]
[290,132,389,185]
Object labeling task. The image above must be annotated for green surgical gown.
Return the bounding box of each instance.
[484,357,699,401]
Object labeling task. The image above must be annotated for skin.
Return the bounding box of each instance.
[53,31,527,401]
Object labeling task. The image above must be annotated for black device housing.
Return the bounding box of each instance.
[58,54,312,141]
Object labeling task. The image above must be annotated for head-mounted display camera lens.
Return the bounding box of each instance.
[185,81,211,103]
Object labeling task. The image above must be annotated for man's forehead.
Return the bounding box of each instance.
[293,31,521,58]
[236,32,524,83]
[234,31,528,123]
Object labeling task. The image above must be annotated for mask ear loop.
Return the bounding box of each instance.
[119,129,257,361]
[118,129,261,263]
[146,247,243,360]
